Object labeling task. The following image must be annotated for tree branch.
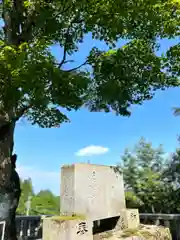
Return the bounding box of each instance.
[58,22,75,68]
[58,33,69,68]
[65,60,88,72]
[64,60,75,64]
[15,103,33,121]
[58,16,83,68]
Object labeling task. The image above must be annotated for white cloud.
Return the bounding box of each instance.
[16,163,59,195]
[75,145,109,157]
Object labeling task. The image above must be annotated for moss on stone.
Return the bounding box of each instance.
[120,228,140,238]
[48,214,86,221]
[101,232,114,239]
[118,225,172,240]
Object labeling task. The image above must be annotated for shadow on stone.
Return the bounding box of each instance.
[93,216,120,234]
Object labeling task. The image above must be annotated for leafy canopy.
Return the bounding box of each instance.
[0,0,179,127]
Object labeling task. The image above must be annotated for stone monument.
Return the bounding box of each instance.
[60,163,126,220]
[42,163,172,240]
[43,163,140,240]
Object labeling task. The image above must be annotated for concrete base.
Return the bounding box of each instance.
[115,209,140,231]
[42,216,93,240]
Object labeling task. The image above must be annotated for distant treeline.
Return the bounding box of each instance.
[17,179,60,215]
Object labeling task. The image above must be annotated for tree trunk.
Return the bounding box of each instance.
[0,120,19,240]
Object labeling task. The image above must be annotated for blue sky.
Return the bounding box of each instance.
[15,35,180,195]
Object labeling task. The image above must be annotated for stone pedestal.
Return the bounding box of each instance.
[42,216,93,240]
[61,163,126,221]
[115,209,140,231]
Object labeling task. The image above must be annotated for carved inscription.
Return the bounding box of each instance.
[130,212,137,220]
[119,216,126,230]
[76,221,88,235]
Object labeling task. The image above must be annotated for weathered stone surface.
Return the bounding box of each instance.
[61,163,126,221]
[42,215,93,240]
[115,209,140,231]
[96,224,172,240]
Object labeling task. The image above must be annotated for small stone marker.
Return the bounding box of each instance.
[43,216,93,240]
[60,163,126,221]
[115,209,140,231]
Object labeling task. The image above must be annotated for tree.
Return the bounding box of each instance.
[31,190,60,215]
[0,0,179,238]
[163,146,180,213]
[16,179,60,216]
[119,138,171,213]
[17,178,34,215]
[119,138,180,214]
